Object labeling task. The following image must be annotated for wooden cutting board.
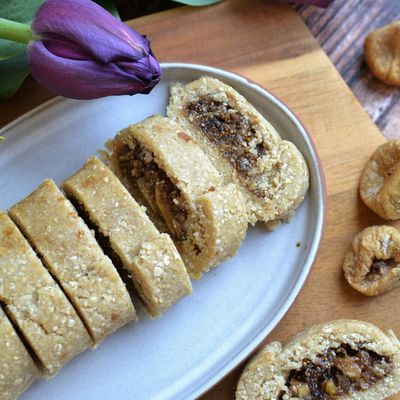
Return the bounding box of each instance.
[1,1,398,399]
[131,2,398,399]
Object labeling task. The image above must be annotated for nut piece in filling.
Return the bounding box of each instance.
[0,306,39,400]
[167,76,309,226]
[9,179,137,345]
[185,96,269,196]
[0,211,91,376]
[364,21,400,86]
[282,344,393,399]
[360,140,400,220]
[62,157,192,317]
[236,320,400,400]
[343,225,400,296]
[105,115,248,279]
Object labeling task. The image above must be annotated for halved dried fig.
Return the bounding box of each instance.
[343,225,400,296]
[365,21,400,86]
[360,140,400,220]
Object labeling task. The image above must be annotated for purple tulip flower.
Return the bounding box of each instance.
[27,0,161,100]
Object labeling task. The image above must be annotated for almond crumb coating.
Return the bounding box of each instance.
[62,157,192,318]
[236,320,400,400]
[0,306,39,400]
[167,76,309,226]
[0,212,91,376]
[9,180,136,346]
[105,115,248,279]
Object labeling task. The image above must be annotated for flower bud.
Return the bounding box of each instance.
[27,0,161,100]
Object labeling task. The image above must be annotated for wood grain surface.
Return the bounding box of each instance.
[115,0,400,141]
[297,0,400,140]
[1,1,399,399]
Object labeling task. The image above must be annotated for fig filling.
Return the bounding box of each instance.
[367,258,397,282]
[186,97,266,197]
[280,344,392,400]
[117,144,189,241]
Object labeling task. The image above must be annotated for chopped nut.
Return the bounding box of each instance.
[290,379,310,397]
[177,131,192,142]
[323,379,338,396]
[285,343,393,399]
[334,357,362,379]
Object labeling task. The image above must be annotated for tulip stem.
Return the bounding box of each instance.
[0,18,34,44]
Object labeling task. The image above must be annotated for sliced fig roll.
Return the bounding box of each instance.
[236,320,400,400]
[9,179,137,344]
[0,211,91,377]
[0,306,39,400]
[105,115,248,279]
[167,76,309,226]
[62,157,192,317]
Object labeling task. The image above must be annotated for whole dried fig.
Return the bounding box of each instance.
[343,225,400,296]
[360,140,400,220]
[365,21,400,86]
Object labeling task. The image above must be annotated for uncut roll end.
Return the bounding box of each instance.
[168,76,310,227]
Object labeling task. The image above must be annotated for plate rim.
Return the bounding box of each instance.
[161,62,327,400]
[0,62,327,400]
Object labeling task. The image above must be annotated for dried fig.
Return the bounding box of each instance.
[360,140,400,220]
[343,225,400,296]
[364,21,400,86]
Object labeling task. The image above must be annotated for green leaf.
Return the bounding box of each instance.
[0,0,43,23]
[0,52,29,99]
[0,0,119,99]
[0,41,25,60]
[0,0,42,60]
[171,0,221,5]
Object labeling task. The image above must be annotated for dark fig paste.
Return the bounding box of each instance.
[117,144,188,241]
[280,344,392,400]
[186,97,266,196]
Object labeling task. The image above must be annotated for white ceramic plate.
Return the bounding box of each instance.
[0,63,325,400]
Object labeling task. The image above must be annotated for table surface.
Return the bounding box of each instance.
[1,1,400,400]
[116,0,400,141]
[1,0,399,134]
[297,0,400,140]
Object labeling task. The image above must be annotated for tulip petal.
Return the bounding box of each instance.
[32,0,149,63]
[29,0,160,99]
[27,41,160,99]
[42,34,92,60]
